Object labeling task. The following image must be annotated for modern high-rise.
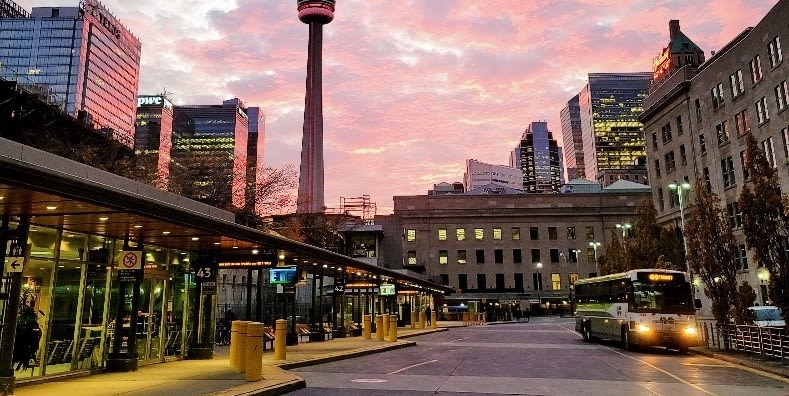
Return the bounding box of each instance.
[246,107,266,215]
[135,95,174,189]
[514,121,561,193]
[578,72,651,186]
[640,4,788,306]
[463,159,523,192]
[0,0,141,148]
[560,95,584,181]
[296,0,335,213]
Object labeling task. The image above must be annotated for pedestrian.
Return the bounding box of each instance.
[425,306,432,326]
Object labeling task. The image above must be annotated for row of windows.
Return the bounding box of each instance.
[406,226,596,242]
[440,272,580,292]
[407,247,596,265]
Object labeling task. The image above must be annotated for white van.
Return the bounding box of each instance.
[748,306,785,327]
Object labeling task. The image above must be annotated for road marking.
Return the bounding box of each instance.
[604,346,717,395]
[558,324,582,337]
[682,362,729,367]
[449,337,468,342]
[387,359,438,375]
[351,378,388,383]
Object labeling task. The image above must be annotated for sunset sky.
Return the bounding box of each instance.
[20,0,779,213]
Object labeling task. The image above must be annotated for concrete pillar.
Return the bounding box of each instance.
[363,314,372,339]
[410,311,417,329]
[382,313,390,337]
[431,311,437,329]
[274,319,287,360]
[388,315,398,342]
[418,311,425,329]
[236,321,250,372]
[230,320,242,370]
[245,322,264,381]
[375,315,385,341]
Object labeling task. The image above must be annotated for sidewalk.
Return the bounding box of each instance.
[11,323,459,396]
[690,347,789,380]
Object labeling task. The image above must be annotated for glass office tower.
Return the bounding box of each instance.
[578,73,650,185]
[516,121,561,193]
[0,0,141,148]
[135,95,174,189]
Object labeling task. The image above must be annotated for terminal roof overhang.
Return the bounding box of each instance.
[0,138,451,294]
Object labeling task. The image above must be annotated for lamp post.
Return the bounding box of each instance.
[535,262,543,311]
[616,223,632,238]
[668,181,692,285]
[589,241,601,276]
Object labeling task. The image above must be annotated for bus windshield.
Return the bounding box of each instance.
[631,281,694,314]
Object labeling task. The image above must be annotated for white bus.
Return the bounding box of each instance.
[574,269,702,353]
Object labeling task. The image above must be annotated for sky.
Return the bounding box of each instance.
[19,0,779,213]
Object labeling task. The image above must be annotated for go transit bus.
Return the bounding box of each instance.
[574,269,702,353]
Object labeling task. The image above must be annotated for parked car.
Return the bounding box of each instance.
[748,306,785,327]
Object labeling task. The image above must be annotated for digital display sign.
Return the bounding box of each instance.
[379,283,395,296]
[270,266,297,285]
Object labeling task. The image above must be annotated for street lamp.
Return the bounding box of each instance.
[616,223,632,238]
[668,181,692,283]
[535,262,543,309]
[589,241,601,276]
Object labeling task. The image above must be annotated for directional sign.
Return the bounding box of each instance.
[7,235,24,257]
[119,250,142,270]
[5,258,23,273]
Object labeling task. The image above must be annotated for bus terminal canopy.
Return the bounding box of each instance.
[0,138,451,294]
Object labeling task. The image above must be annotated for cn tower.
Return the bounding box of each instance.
[296,0,335,213]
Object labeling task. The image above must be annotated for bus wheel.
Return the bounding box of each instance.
[621,327,633,351]
[677,345,689,354]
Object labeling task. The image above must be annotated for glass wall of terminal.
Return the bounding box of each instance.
[1,222,195,381]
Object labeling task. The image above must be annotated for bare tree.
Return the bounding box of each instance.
[685,178,738,329]
[739,132,789,318]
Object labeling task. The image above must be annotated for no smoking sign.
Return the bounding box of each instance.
[119,250,142,270]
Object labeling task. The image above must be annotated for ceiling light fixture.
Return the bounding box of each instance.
[46,206,57,210]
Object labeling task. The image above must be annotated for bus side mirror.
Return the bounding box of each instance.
[694,299,702,309]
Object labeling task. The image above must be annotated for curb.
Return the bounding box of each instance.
[690,348,789,379]
[274,340,417,370]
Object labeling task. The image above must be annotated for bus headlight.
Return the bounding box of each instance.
[637,324,651,333]
[683,326,698,336]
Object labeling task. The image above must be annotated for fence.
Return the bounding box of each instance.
[701,322,789,362]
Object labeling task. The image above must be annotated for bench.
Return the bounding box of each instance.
[263,328,275,351]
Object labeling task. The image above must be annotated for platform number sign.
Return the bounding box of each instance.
[193,255,218,294]
[196,267,212,279]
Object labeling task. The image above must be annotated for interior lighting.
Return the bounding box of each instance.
[252,249,259,254]
[99,216,109,221]
[162,231,170,235]
[191,237,199,241]
[46,206,57,210]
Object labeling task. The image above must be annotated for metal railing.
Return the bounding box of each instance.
[701,322,789,362]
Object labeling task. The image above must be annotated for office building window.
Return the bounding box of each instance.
[676,115,684,135]
[496,274,505,291]
[457,228,466,241]
[514,273,524,291]
[736,244,748,270]
[730,69,745,97]
[407,251,416,265]
[494,249,503,264]
[458,250,467,264]
[474,228,484,240]
[476,249,485,264]
[529,227,539,240]
[776,80,789,111]
[756,96,770,124]
[569,249,579,263]
[493,228,502,240]
[762,137,777,168]
[750,55,763,83]
[665,151,676,173]
[406,229,416,241]
[585,226,594,239]
[569,273,579,284]
[680,144,687,165]
[654,159,661,178]
[651,132,658,150]
[768,36,783,67]
[458,274,467,290]
[551,273,561,291]
[726,202,742,228]
[782,127,789,163]
[439,250,448,265]
[513,249,522,264]
[567,227,576,240]
[550,248,560,263]
[661,122,672,143]
[694,98,702,121]
[511,227,520,240]
[533,273,543,291]
[699,133,707,154]
[735,109,750,136]
[531,249,540,263]
[438,228,447,241]
[657,187,664,211]
[548,227,557,240]
[721,156,736,187]
[477,274,486,290]
[703,167,711,191]
[440,274,449,286]
[586,247,596,262]
[711,83,725,109]
[740,150,750,180]
[716,121,729,144]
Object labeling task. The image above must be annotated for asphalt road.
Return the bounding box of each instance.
[289,316,789,395]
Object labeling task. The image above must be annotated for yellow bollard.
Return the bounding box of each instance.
[236,321,250,372]
[245,322,264,381]
[274,319,287,360]
[363,315,372,339]
[375,315,385,341]
[417,311,425,329]
[431,311,437,329]
[388,315,398,342]
[410,311,417,329]
[230,320,241,370]
[382,314,390,337]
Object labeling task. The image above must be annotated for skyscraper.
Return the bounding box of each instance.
[0,0,141,148]
[135,95,174,189]
[578,73,651,186]
[515,121,561,193]
[560,94,584,182]
[296,0,335,213]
